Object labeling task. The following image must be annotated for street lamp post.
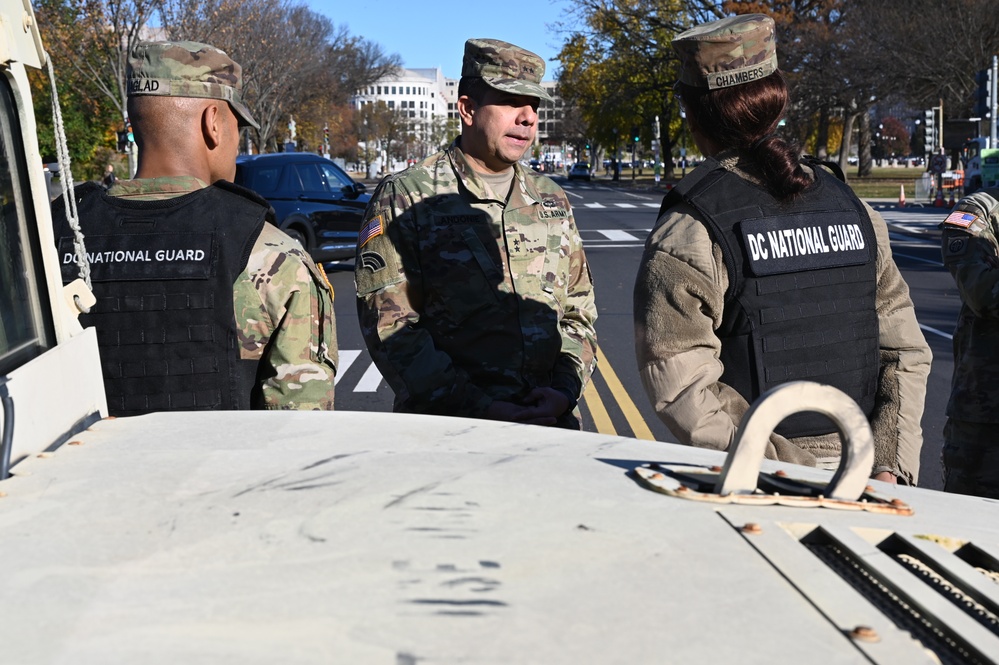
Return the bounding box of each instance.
[680,108,688,178]
[363,118,369,177]
[653,115,661,185]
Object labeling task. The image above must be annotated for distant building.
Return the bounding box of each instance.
[537,81,564,143]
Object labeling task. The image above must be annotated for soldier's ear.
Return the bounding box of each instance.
[201,102,223,149]
[457,95,476,127]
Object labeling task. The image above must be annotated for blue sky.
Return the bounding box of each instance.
[307,0,578,81]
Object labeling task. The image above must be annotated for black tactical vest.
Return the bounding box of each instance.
[660,159,879,438]
[54,181,268,416]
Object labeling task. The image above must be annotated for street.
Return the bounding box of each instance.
[327,179,957,491]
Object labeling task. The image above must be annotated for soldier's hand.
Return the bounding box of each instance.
[871,470,898,484]
[485,400,531,423]
[515,387,570,426]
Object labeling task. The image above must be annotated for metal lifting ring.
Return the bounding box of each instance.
[713,381,875,501]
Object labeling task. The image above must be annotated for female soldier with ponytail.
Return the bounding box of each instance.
[633,14,931,485]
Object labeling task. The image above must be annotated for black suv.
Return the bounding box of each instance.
[234,152,370,262]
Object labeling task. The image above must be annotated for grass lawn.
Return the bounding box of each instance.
[844,166,933,199]
[630,164,938,200]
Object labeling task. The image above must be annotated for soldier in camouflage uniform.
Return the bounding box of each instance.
[52,41,337,414]
[634,15,930,483]
[355,38,597,428]
[940,190,999,499]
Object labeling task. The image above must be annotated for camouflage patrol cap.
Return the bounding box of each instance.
[462,38,553,101]
[673,14,778,90]
[127,40,259,129]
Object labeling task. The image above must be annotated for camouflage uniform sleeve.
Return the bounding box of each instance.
[355,178,493,416]
[234,224,338,410]
[865,203,930,485]
[941,191,999,317]
[550,207,597,406]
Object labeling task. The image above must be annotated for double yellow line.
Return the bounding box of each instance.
[581,349,655,440]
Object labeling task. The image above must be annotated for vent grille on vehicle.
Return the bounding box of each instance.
[726,514,999,664]
[804,534,984,664]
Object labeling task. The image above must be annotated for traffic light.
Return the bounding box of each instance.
[631,126,640,142]
[923,109,935,151]
[975,69,992,117]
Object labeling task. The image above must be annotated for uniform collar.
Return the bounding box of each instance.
[108,175,210,199]
[447,138,539,205]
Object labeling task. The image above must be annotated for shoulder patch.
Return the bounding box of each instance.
[359,214,384,247]
[944,211,980,229]
[944,235,969,257]
[359,250,387,272]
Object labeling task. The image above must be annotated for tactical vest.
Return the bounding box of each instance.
[54,181,267,416]
[660,158,879,438]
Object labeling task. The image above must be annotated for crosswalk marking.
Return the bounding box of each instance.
[614,203,638,208]
[584,202,606,208]
[355,361,384,392]
[598,230,641,241]
[335,349,362,385]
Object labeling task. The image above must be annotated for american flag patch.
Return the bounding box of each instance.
[359,214,384,247]
[944,211,979,228]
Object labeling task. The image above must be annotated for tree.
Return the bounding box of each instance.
[31,0,126,178]
[159,0,401,153]
[741,0,999,173]
[877,116,910,161]
[354,101,411,171]
[553,1,729,181]
[847,0,999,116]
[34,0,158,123]
[427,115,460,154]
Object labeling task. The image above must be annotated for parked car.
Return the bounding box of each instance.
[234,152,369,262]
[568,162,591,181]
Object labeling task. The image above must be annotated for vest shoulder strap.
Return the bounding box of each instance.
[656,157,726,220]
[801,155,847,183]
[212,179,276,224]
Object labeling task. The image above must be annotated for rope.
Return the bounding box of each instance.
[46,54,90,291]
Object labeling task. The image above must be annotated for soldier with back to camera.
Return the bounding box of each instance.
[634,15,931,484]
[53,40,338,415]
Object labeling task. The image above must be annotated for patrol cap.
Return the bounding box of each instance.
[462,38,553,102]
[672,14,778,90]
[127,40,259,129]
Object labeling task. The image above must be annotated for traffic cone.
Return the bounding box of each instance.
[898,184,906,208]
[949,189,956,207]
[934,187,944,207]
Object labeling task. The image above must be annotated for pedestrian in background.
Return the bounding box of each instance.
[101,163,116,190]
[940,190,999,499]
[633,14,931,483]
[52,40,337,415]
[355,38,597,428]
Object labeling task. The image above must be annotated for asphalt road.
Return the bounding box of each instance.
[327,178,957,491]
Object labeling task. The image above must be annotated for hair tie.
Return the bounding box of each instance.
[749,134,776,152]
[749,134,776,151]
